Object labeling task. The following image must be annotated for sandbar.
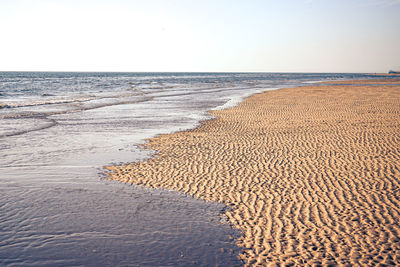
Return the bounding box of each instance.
[106,78,400,266]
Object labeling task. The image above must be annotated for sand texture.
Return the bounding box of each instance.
[106,79,400,266]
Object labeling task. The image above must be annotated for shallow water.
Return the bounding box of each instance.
[1,166,243,266]
[0,72,380,266]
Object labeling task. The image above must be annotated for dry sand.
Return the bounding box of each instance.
[106,78,400,266]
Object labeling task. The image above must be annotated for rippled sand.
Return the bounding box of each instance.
[106,79,400,266]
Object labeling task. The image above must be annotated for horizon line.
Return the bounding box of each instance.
[0,70,383,74]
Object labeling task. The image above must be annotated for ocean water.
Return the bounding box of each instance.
[0,72,377,266]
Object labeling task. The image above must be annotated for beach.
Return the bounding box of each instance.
[107,78,400,266]
[2,72,378,266]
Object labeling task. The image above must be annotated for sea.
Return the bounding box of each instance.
[0,72,380,266]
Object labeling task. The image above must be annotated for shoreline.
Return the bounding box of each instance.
[106,78,400,265]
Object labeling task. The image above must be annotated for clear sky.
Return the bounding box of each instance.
[1,0,399,73]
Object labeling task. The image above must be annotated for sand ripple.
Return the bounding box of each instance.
[106,79,400,266]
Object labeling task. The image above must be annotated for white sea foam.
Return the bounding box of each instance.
[212,87,279,111]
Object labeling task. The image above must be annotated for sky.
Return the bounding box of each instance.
[0,0,399,73]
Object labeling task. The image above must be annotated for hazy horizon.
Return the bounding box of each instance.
[1,0,399,73]
[0,70,390,74]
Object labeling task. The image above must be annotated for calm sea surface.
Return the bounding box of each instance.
[0,72,379,266]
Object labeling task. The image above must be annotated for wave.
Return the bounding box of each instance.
[0,96,155,138]
[0,89,154,109]
[0,118,57,138]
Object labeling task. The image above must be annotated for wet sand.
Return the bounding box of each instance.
[106,78,400,266]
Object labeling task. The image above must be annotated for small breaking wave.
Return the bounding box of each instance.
[0,96,155,138]
[0,118,57,138]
